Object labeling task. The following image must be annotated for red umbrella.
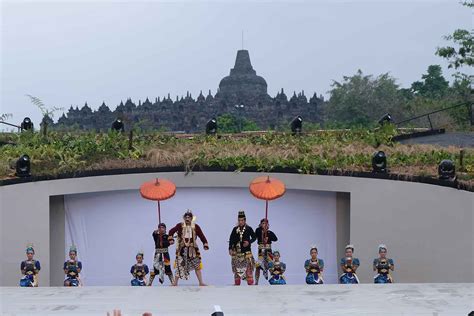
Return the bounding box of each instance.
[140,178,176,224]
[249,176,286,238]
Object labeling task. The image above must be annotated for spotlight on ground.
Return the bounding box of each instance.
[111,119,124,132]
[378,113,393,125]
[206,118,217,135]
[16,154,31,177]
[372,151,387,173]
[21,117,34,131]
[290,116,303,135]
[211,305,224,316]
[438,159,455,180]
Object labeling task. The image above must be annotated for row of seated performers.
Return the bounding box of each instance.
[19,245,82,287]
[18,211,394,287]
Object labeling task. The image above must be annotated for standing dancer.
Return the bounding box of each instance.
[19,245,41,287]
[168,210,209,286]
[254,218,278,285]
[229,211,257,285]
[149,223,174,285]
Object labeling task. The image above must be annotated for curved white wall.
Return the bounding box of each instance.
[1,172,473,286]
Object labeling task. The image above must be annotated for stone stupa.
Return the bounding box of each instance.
[218,50,268,100]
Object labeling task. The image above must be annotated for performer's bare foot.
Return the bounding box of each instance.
[195,270,207,286]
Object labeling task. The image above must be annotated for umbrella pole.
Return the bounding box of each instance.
[265,200,268,221]
[264,200,269,240]
[158,201,161,224]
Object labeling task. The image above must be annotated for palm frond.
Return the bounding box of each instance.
[25,94,63,119]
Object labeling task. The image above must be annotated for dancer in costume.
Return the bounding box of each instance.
[254,218,278,285]
[19,245,41,287]
[168,210,209,286]
[268,250,286,285]
[229,211,256,285]
[130,252,149,286]
[304,246,324,284]
[339,244,360,284]
[373,244,394,283]
[64,246,82,286]
[149,223,174,285]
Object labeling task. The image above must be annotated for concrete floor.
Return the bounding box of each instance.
[1,283,473,316]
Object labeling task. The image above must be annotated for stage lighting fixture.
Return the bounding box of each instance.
[438,159,455,180]
[211,305,224,316]
[372,151,387,173]
[290,116,303,135]
[16,154,31,177]
[21,117,34,131]
[111,118,124,132]
[206,118,217,135]
[378,113,393,125]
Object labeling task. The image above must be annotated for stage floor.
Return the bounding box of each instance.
[1,283,472,315]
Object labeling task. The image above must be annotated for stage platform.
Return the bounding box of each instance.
[1,283,472,315]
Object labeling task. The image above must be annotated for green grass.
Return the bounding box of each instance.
[0,126,472,185]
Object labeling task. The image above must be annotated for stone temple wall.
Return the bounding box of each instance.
[53,50,325,132]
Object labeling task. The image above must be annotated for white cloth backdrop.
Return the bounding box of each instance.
[65,187,337,286]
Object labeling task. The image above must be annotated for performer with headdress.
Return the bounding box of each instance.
[64,245,82,286]
[168,210,209,286]
[229,211,257,285]
[254,218,278,285]
[339,244,360,284]
[149,223,174,285]
[304,246,324,284]
[268,250,286,285]
[130,251,149,286]
[19,245,41,287]
[373,244,394,283]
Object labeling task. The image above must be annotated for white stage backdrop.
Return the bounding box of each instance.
[65,187,337,286]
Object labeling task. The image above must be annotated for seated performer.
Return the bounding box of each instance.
[254,218,278,285]
[149,223,174,285]
[168,210,209,286]
[229,211,256,285]
[130,252,149,286]
[64,246,82,287]
[268,250,286,285]
[19,245,41,287]
[373,244,394,283]
[304,246,324,284]
[339,244,360,284]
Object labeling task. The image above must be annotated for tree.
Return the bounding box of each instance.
[411,65,449,98]
[437,29,473,70]
[217,113,259,133]
[436,2,473,79]
[0,113,12,122]
[326,70,406,127]
[26,94,63,136]
[405,67,472,130]
[435,1,473,129]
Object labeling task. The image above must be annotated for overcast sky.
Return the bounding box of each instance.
[1,0,471,127]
